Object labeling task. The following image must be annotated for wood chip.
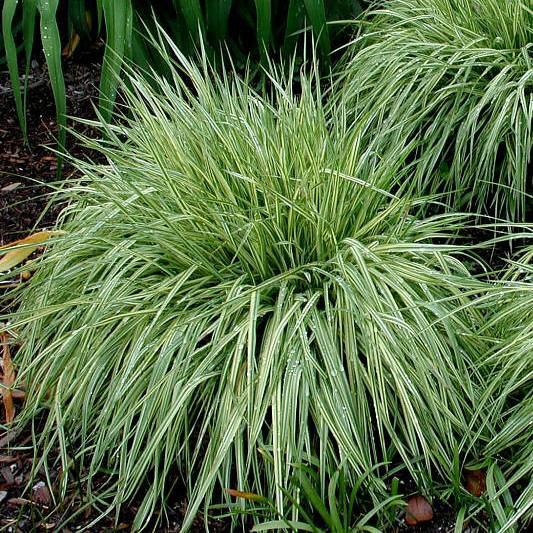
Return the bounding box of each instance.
[0,455,18,463]
[32,481,52,506]
[0,465,15,485]
[1,182,21,193]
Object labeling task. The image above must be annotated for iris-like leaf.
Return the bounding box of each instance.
[99,0,132,121]
[2,0,26,141]
[38,0,66,152]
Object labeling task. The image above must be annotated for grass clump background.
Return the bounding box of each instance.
[338,0,533,221]
[1,41,516,530]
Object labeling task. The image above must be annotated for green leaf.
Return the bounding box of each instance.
[252,520,318,532]
[95,0,103,34]
[298,472,335,530]
[175,0,206,42]
[284,0,306,56]
[38,0,66,152]
[254,0,272,64]
[22,0,38,125]
[454,507,466,533]
[68,0,91,42]
[205,0,233,43]
[302,0,330,61]
[2,0,27,141]
[99,0,133,121]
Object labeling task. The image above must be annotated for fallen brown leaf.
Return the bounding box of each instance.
[0,333,15,423]
[405,495,433,526]
[62,32,81,58]
[465,469,486,497]
[225,488,265,502]
[0,231,64,272]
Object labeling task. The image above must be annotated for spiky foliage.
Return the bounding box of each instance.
[338,0,533,221]
[476,247,533,532]
[2,50,492,530]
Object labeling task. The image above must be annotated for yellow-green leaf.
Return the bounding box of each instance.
[0,231,64,272]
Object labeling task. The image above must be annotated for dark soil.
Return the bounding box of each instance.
[0,55,102,245]
[1,52,489,533]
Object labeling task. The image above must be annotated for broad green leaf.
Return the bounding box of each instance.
[303,0,330,61]
[175,0,206,42]
[95,0,103,34]
[22,0,38,125]
[2,0,26,141]
[68,0,91,42]
[254,0,272,64]
[38,0,66,152]
[99,0,132,121]
[205,0,233,43]
[284,0,306,56]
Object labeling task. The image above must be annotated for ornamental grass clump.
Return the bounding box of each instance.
[3,49,492,530]
[476,247,533,531]
[338,0,533,221]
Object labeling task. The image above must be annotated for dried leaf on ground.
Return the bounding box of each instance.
[465,469,486,497]
[405,495,433,526]
[0,230,64,272]
[225,488,265,502]
[32,481,52,506]
[0,333,15,423]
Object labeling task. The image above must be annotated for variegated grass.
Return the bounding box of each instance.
[1,43,528,531]
[337,0,533,221]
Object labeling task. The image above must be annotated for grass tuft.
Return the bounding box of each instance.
[338,0,533,221]
[477,247,533,531]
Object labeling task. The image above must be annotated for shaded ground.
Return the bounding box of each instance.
[0,53,103,245]
[0,54,488,532]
